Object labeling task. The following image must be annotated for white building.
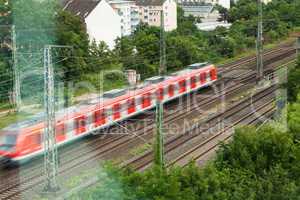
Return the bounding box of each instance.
[62,0,122,49]
[233,0,271,4]
[109,0,140,36]
[136,0,177,32]
[181,4,215,18]
[179,0,230,9]
[196,21,231,31]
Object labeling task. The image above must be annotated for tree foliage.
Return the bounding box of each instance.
[55,9,89,79]
[286,57,300,102]
[72,122,300,200]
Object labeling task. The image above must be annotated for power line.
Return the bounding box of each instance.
[256,0,264,82]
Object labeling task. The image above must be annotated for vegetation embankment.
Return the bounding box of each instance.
[69,57,300,200]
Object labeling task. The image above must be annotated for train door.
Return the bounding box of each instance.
[94,109,106,127]
[178,80,187,93]
[168,84,174,98]
[156,88,164,101]
[56,123,66,142]
[190,76,196,89]
[75,115,87,135]
[200,72,207,85]
[210,68,217,81]
[142,93,151,109]
[127,98,136,114]
[113,103,121,120]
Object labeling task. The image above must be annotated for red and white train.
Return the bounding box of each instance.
[0,63,217,164]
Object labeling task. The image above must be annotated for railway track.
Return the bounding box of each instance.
[0,42,296,199]
[168,90,276,168]
[126,58,296,171]
[125,85,276,171]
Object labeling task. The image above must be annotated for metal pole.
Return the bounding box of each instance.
[12,25,21,111]
[43,45,59,192]
[159,10,166,76]
[256,0,264,82]
[154,101,164,168]
[297,37,300,57]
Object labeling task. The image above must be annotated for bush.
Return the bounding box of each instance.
[104,70,126,82]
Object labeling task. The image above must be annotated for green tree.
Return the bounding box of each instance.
[228,0,258,22]
[285,57,300,102]
[215,5,229,22]
[88,40,118,71]
[166,35,206,71]
[0,0,12,103]
[177,7,198,35]
[115,36,135,70]
[55,10,90,80]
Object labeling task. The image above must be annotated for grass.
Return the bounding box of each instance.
[129,143,152,157]
[0,102,13,112]
[216,29,299,66]
[0,112,30,129]
[73,64,127,98]
[74,73,127,97]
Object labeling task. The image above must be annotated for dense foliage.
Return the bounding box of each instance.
[72,108,300,200]
[286,58,300,102]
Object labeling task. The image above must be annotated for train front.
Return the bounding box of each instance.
[0,129,18,165]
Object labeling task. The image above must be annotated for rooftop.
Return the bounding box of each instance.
[61,0,101,18]
[136,0,165,6]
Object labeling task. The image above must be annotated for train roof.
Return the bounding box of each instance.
[188,62,210,69]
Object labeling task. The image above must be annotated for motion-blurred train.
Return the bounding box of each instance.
[0,63,217,164]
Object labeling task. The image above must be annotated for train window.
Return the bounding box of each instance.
[0,145,12,151]
[0,132,16,151]
[76,116,86,129]
[190,76,196,88]
[75,116,87,135]
[5,135,16,145]
[128,99,135,107]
